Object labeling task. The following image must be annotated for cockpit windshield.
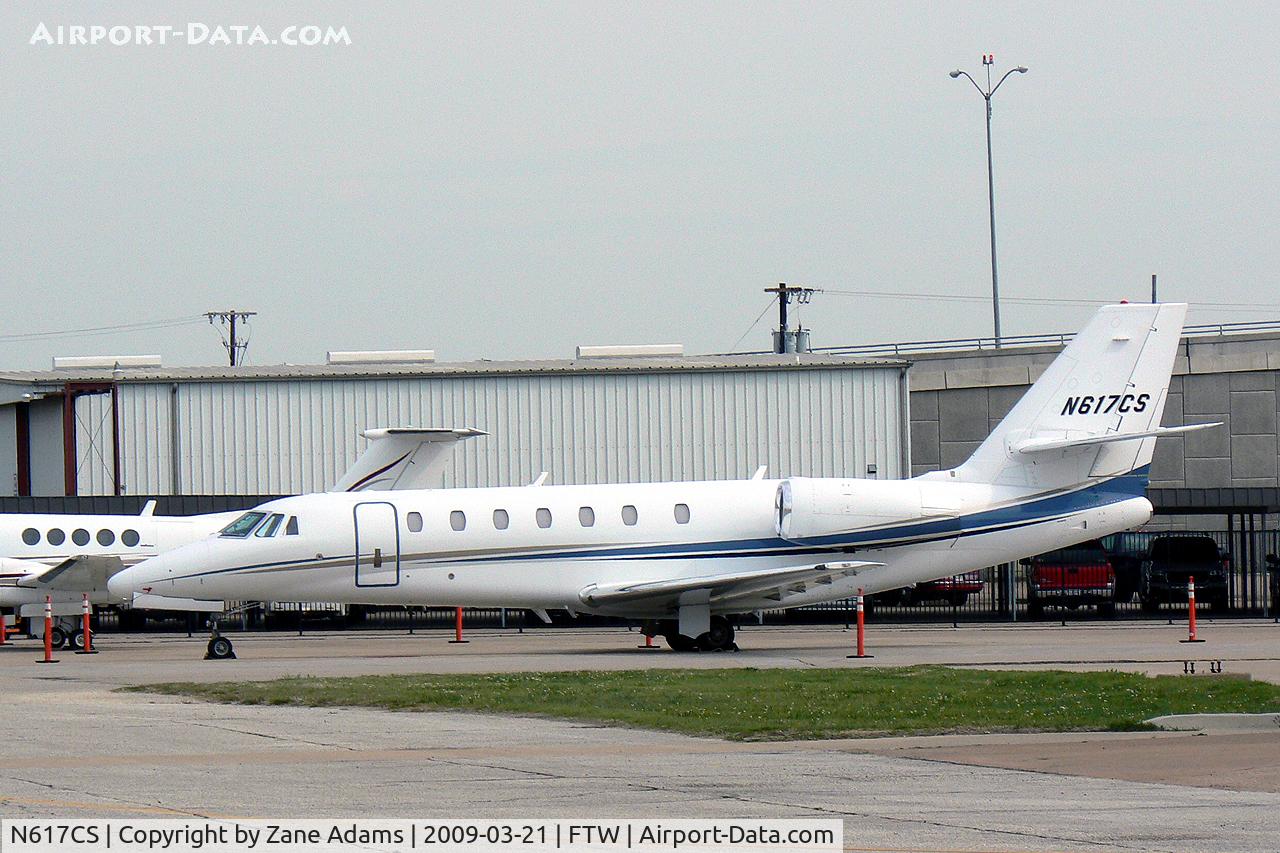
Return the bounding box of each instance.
[220,511,268,538]
[255,513,285,538]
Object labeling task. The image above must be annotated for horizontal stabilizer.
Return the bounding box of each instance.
[330,427,487,492]
[15,555,125,591]
[1012,422,1220,455]
[579,560,879,609]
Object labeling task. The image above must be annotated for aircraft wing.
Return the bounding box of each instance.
[330,427,487,492]
[14,555,126,591]
[578,560,880,610]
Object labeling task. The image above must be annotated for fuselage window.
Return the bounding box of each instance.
[407,511,423,533]
[47,528,66,546]
[97,529,115,546]
[220,511,267,539]
[622,505,638,526]
[21,528,39,546]
[493,509,510,530]
[674,503,691,524]
[121,529,140,547]
[285,516,299,535]
[579,506,595,527]
[72,528,90,546]
[536,508,553,528]
[255,514,285,538]
[450,510,466,531]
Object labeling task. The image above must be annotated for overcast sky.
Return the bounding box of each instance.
[2,2,1278,368]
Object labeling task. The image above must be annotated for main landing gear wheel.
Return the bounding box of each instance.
[69,629,86,651]
[49,626,68,650]
[665,617,737,652]
[698,617,736,652]
[664,633,699,652]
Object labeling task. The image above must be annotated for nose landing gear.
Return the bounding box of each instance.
[203,620,236,660]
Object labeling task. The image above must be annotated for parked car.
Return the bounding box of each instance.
[1022,540,1116,617]
[1139,534,1230,612]
[870,572,984,608]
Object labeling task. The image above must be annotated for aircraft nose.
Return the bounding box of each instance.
[108,559,158,599]
[108,546,189,598]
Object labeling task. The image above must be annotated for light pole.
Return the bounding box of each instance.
[951,55,1027,348]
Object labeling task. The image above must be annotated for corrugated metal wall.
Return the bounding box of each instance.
[87,367,906,496]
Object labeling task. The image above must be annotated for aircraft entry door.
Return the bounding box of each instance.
[354,501,401,587]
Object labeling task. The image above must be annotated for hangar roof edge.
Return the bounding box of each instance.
[0,353,905,386]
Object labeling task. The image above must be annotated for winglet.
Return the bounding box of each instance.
[139,500,157,517]
[529,472,549,487]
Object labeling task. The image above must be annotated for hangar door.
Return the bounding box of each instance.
[354,502,400,587]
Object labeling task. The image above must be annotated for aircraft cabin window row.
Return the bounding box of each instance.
[421,503,691,532]
[21,527,141,547]
[219,511,301,539]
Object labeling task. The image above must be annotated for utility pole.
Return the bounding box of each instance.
[763,283,815,353]
[206,310,257,366]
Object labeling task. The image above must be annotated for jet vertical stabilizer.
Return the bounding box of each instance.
[941,303,1192,490]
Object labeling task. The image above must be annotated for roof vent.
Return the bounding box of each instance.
[576,344,684,359]
[327,349,436,365]
[53,355,162,369]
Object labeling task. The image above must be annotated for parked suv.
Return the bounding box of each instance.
[1099,534,1145,603]
[1022,540,1116,617]
[1139,535,1229,611]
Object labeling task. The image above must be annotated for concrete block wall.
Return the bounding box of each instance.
[907,333,1280,503]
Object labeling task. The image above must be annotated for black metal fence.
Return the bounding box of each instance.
[790,529,1280,623]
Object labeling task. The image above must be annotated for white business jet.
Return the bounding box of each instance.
[110,304,1216,652]
[2,428,482,648]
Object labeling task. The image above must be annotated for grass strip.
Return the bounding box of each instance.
[125,666,1280,741]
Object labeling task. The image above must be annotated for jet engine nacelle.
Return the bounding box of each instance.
[775,477,926,541]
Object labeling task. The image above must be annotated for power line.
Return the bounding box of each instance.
[728,296,778,353]
[817,288,1280,311]
[0,315,205,344]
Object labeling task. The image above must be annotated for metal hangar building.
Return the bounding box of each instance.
[0,352,909,505]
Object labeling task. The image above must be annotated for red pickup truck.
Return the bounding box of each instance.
[1023,540,1116,617]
